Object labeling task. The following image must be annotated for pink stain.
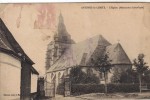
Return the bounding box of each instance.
[13,4,32,28]
[12,4,56,29]
[34,4,56,29]
[16,6,23,28]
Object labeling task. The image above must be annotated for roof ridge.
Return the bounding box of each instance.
[98,35,111,46]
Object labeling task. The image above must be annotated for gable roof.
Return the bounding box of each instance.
[0,18,34,64]
[106,43,131,65]
[47,35,111,73]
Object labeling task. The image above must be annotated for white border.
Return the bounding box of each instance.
[0,0,150,3]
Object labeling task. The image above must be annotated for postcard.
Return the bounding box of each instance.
[0,3,150,100]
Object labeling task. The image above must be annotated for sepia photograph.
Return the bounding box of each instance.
[0,3,150,100]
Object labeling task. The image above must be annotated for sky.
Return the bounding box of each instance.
[0,3,150,76]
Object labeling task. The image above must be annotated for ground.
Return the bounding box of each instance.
[43,92,150,100]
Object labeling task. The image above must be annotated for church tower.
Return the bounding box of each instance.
[45,13,75,70]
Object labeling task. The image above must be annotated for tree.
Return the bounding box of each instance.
[143,69,150,83]
[110,68,121,83]
[70,66,99,84]
[92,53,112,94]
[70,66,85,84]
[111,69,139,84]
[133,53,149,93]
[119,69,138,83]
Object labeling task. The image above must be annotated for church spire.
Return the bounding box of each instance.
[59,11,64,24]
[53,12,75,44]
[57,12,67,35]
[45,12,75,70]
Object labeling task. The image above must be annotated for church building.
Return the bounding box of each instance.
[45,13,132,95]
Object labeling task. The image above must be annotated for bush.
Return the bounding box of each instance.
[71,84,105,95]
[71,83,144,95]
[70,67,99,84]
[111,69,139,84]
[107,84,139,93]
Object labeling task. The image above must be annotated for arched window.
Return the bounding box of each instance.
[54,46,58,57]
[58,72,62,84]
[52,75,56,83]
[51,73,54,79]
[58,72,61,79]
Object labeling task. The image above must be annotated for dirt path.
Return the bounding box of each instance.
[39,92,150,100]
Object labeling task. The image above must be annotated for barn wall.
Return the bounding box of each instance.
[31,74,38,93]
[0,52,21,100]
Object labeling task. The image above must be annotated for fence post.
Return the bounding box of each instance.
[64,75,71,97]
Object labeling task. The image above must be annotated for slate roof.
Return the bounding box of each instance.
[106,43,131,65]
[47,35,112,72]
[47,34,132,73]
[0,18,34,64]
